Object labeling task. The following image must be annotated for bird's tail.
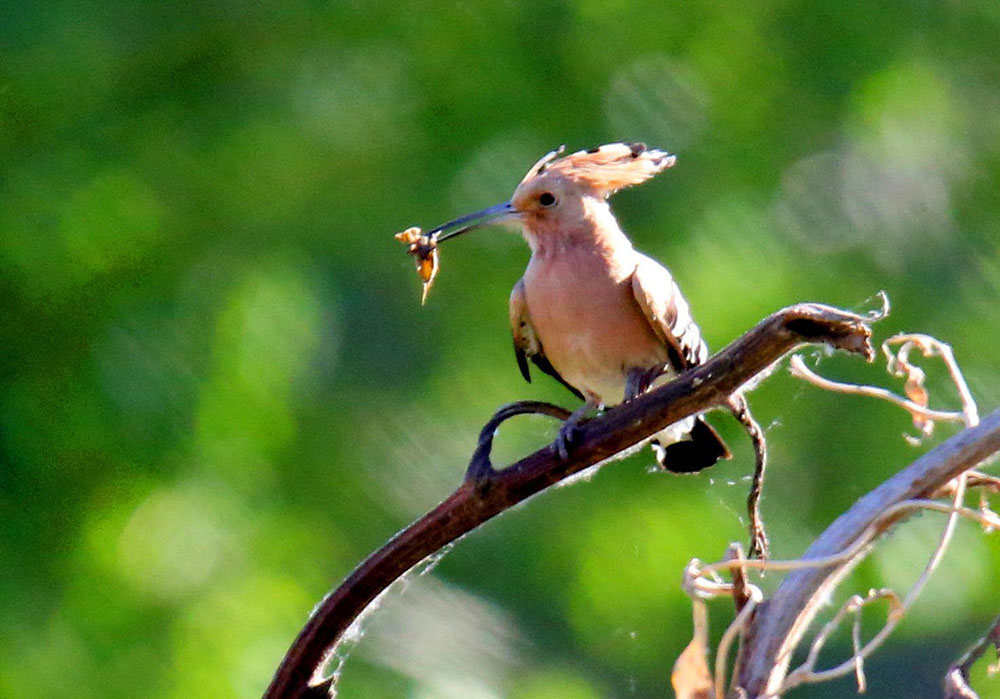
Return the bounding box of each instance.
[650,417,730,473]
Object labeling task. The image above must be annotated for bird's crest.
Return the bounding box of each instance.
[520,143,676,197]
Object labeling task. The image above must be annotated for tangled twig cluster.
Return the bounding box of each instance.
[676,326,1000,698]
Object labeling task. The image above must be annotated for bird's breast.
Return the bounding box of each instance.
[523,248,669,405]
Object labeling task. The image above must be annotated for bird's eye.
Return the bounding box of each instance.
[539,192,557,207]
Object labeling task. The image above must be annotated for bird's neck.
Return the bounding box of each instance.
[523,197,634,260]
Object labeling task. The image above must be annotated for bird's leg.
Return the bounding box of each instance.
[554,394,600,460]
[623,368,646,402]
[624,364,665,402]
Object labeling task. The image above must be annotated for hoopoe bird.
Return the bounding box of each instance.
[429,143,730,472]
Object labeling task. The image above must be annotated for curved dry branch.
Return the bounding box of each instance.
[736,408,1000,697]
[264,302,875,698]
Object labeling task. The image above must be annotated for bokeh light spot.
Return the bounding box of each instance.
[775,56,969,271]
[290,44,419,152]
[605,55,709,151]
[116,479,244,601]
[59,168,164,279]
[195,253,337,487]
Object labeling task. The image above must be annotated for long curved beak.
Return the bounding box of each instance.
[431,201,519,243]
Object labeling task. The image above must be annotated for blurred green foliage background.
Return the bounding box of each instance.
[2,1,1000,697]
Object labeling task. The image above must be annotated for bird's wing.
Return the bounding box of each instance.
[632,256,731,466]
[510,278,584,400]
[630,253,709,373]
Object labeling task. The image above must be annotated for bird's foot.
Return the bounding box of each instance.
[555,420,581,460]
[553,398,598,460]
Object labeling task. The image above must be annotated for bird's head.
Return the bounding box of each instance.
[430,143,675,245]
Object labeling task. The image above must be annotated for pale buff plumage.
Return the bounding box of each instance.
[434,143,729,470]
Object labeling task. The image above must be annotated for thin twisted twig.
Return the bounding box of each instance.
[728,395,769,559]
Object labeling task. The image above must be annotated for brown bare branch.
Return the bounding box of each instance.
[264,302,875,698]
